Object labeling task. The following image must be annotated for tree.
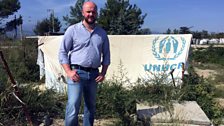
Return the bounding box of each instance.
[179,26,191,34]
[0,0,20,20]
[138,28,151,35]
[63,0,84,27]
[192,31,202,40]
[33,19,50,36]
[166,28,171,34]
[201,30,209,38]
[0,0,20,34]
[98,0,148,35]
[216,32,224,39]
[5,15,23,38]
[48,13,61,33]
[33,15,61,35]
[173,29,179,34]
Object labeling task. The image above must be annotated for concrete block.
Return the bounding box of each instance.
[137,101,211,126]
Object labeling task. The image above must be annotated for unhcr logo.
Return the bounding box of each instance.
[152,36,186,60]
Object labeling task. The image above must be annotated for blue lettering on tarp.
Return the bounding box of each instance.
[144,62,184,72]
[162,64,170,71]
[170,64,177,70]
[153,64,160,71]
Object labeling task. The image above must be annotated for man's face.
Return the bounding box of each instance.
[82,3,97,25]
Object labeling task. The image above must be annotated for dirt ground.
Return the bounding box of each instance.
[39,118,119,126]
[191,44,224,49]
[194,67,217,79]
[215,98,224,109]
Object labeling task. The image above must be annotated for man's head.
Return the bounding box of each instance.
[82,1,97,25]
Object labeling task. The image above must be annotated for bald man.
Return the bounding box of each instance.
[59,1,110,126]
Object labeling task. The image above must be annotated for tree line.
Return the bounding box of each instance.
[165,27,224,39]
[0,0,21,36]
[1,0,224,38]
[0,0,149,37]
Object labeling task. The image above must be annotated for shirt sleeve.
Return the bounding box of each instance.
[101,34,111,66]
[58,26,74,64]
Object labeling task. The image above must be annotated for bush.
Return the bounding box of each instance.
[191,45,224,66]
[0,38,39,84]
[180,66,224,124]
[0,83,66,125]
[0,39,58,125]
[96,80,136,125]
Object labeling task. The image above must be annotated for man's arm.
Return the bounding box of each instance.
[101,65,109,76]
[95,32,110,83]
[58,26,74,64]
[59,26,80,82]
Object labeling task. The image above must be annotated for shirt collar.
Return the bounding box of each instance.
[80,21,97,32]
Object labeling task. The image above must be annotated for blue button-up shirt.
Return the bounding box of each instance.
[59,22,110,68]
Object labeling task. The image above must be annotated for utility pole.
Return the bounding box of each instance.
[14,15,17,39]
[19,15,23,41]
[19,21,22,41]
[47,9,54,33]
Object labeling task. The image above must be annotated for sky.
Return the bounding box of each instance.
[15,0,224,34]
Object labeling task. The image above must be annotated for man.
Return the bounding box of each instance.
[58,1,110,126]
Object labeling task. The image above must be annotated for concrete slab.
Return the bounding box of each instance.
[137,101,211,126]
[151,123,207,126]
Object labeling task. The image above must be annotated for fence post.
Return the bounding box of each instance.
[182,63,185,81]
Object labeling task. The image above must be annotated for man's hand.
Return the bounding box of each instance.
[96,65,109,83]
[95,73,105,82]
[67,69,80,82]
[62,64,80,82]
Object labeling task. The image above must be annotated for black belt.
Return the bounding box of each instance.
[70,64,97,72]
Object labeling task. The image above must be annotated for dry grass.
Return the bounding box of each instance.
[214,98,224,109]
[194,67,217,79]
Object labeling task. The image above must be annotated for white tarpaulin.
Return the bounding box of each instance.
[37,34,192,92]
[37,36,66,93]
